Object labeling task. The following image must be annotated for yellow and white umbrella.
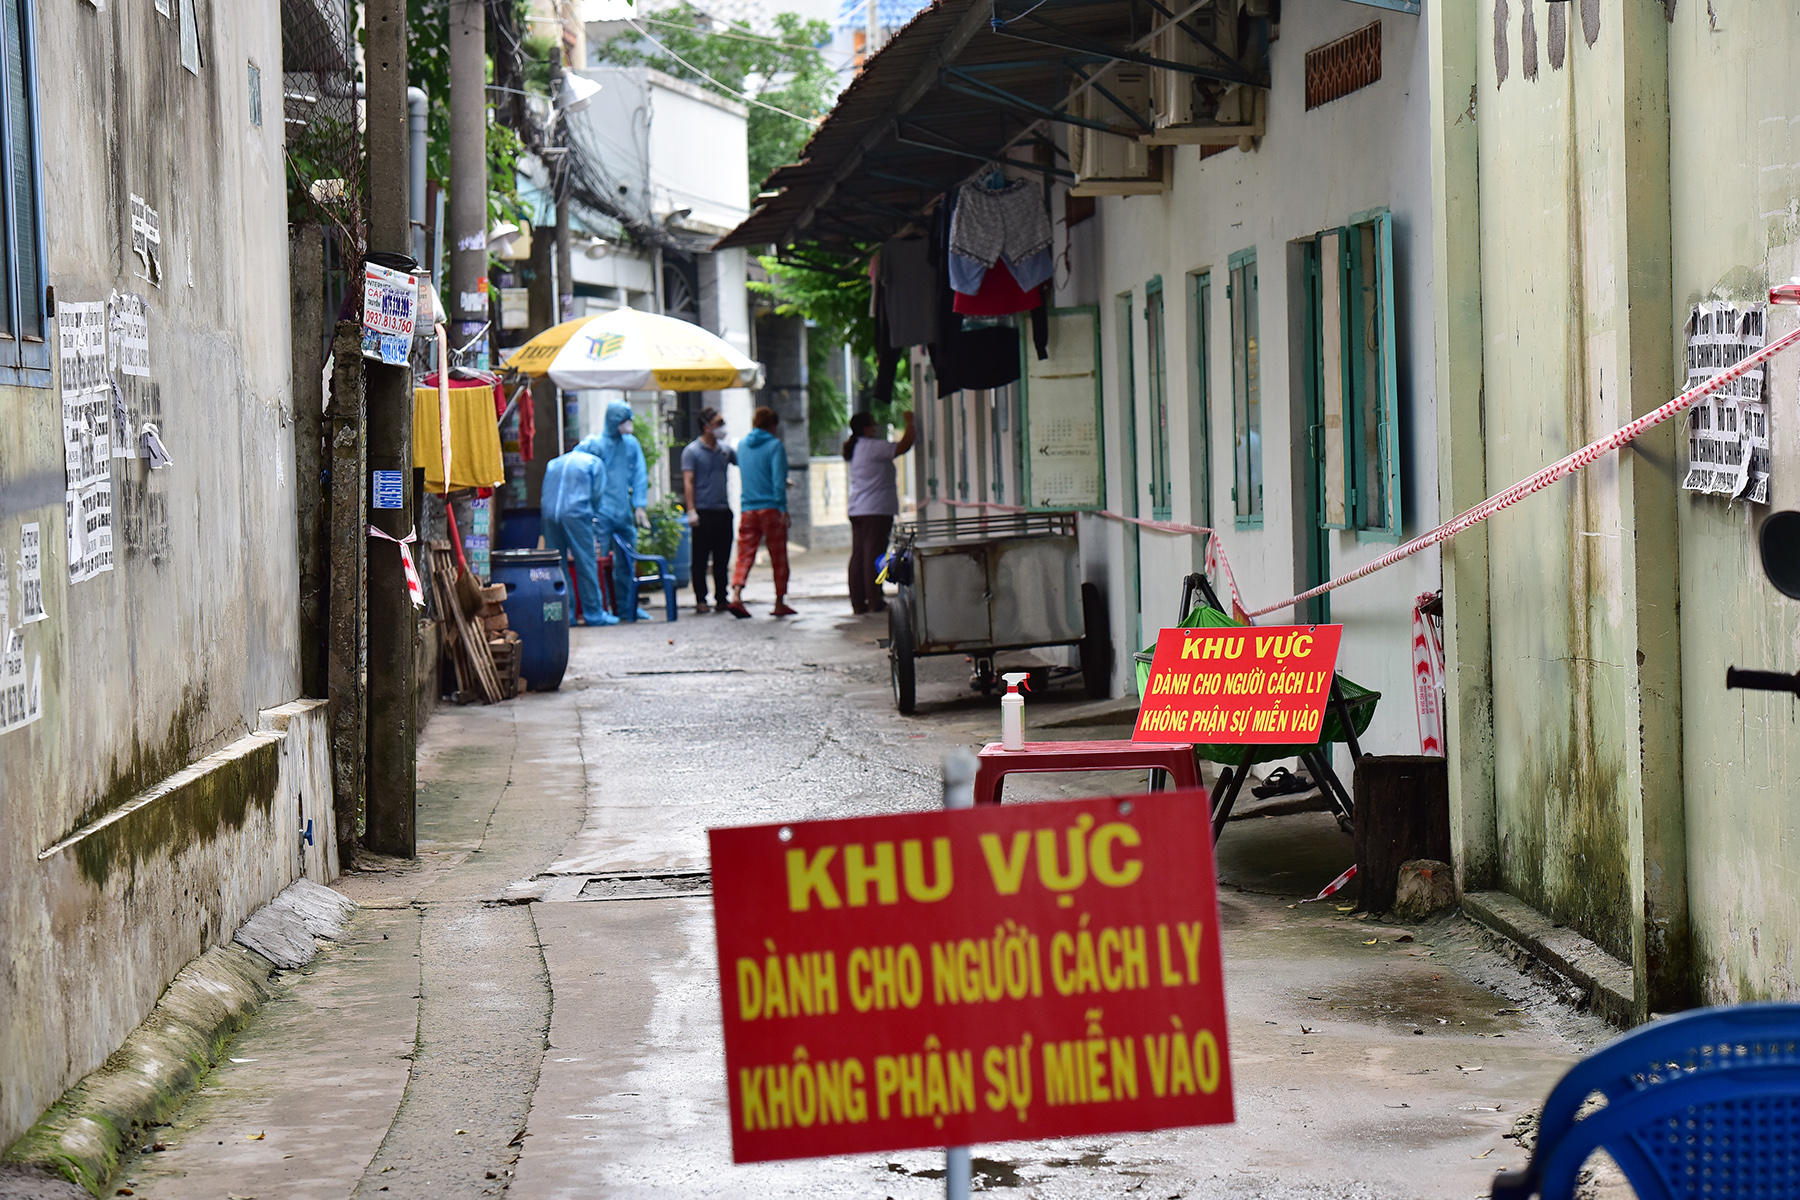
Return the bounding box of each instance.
[502,308,763,391]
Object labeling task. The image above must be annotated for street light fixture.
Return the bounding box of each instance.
[556,73,603,114]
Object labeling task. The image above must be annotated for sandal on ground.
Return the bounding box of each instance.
[694,601,710,614]
[1251,766,1313,799]
[724,603,753,619]
[771,603,799,617]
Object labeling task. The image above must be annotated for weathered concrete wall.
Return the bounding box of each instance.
[1463,0,1682,1014]
[1667,1,1800,1004]
[1,1,309,1148]
[1082,3,1440,755]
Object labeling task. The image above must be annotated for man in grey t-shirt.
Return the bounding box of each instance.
[681,406,737,613]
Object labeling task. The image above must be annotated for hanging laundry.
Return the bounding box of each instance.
[877,236,938,348]
[947,179,1053,296]
[953,258,1043,317]
[927,192,1023,393]
[415,373,507,493]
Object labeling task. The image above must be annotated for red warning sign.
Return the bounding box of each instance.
[1133,624,1343,743]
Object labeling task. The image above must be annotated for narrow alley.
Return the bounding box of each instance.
[103,561,1610,1200]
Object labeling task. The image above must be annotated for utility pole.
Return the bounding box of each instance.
[364,0,417,858]
[553,55,574,326]
[450,0,489,368]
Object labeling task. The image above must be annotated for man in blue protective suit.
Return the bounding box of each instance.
[577,399,652,621]
[541,447,620,626]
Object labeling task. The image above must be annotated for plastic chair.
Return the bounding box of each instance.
[1493,1003,1800,1199]
[565,553,616,624]
[611,534,678,623]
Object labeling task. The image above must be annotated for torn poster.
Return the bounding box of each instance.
[67,484,114,583]
[111,290,149,377]
[19,523,44,623]
[1682,301,1769,504]
[130,194,162,286]
[361,261,418,365]
[61,300,114,582]
[1,626,42,735]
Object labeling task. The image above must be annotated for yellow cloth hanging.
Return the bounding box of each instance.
[414,385,505,493]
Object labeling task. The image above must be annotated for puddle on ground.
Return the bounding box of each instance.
[1303,968,1527,1035]
[889,1157,1026,1187]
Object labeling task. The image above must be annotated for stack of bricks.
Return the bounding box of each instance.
[478,584,525,697]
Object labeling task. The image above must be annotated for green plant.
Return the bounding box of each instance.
[593,4,835,201]
[640,497,686,562]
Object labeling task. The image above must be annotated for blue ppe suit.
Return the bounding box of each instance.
[541,449,619,625]
[577,399,651,620]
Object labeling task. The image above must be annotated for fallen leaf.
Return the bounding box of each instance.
[1363,938,1378,945]
[1336,904,1356,912]
[1300,1026,1317,1034]
[455,1129,468,1135]
[1471,1148,1494,1159]
[1384,1103,1410,1109]
[1457,1064,1484,1073]
[247,1131,265,1141]
[1437,1018,1449,1025]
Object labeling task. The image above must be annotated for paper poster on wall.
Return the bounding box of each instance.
[60,301,114,583]
[1682,301,1769,504]
[1023,308,1104,510]
[361,261,418,365]
[130,194,162,286]
[0,627,42,736]
[19,523,44,623]
[111,290,150,378]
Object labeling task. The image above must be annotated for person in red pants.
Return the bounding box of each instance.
[725,407,795,618]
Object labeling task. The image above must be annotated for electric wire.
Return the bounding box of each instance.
[625,19,824,127]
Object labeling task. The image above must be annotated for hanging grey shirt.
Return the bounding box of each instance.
[681,439,736,510]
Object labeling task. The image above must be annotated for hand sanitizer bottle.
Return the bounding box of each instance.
[1000,672,1031,750]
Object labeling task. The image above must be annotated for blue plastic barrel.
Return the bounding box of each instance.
[490,548,570,692]
[498,506,542,551]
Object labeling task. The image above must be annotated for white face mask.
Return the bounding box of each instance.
[617,418,634,436]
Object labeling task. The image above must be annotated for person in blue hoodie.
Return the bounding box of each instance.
[724,406,796,618]
[540,447,619,626]
[577,399,652,621]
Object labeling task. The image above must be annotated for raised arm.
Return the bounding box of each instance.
[893,409,917,455]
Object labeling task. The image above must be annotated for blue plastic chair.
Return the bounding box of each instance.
[611,533,678,624]
[1493,1003,1800,1199]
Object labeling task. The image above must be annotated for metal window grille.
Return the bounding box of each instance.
[1305,21,1381,111]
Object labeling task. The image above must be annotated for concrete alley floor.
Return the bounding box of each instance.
[114,554,1617,1199]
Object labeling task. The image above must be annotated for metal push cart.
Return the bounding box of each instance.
[886,512,1112,713]
[1137,573,1380,841]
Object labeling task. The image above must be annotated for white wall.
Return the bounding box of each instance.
[1078,0,1441,759]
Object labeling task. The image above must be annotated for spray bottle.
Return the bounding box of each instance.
[1000,672,1032,750]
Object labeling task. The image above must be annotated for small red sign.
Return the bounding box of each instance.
[709,792,1233,1163]
[1133,624,1343,744]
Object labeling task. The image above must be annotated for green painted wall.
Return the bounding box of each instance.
[1668,0,1800,1005]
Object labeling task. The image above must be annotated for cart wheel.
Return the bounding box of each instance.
[1080,582,1112,699]
[890,589,916,714]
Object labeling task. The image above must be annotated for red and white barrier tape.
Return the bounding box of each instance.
[368,525,425,608]
[1412,593,1445,756]
[1245,323,1800,617]
[1298,863,1358,904]
[934,315,1800,624]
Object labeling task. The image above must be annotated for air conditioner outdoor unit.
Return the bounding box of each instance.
[1068,65,1154,184]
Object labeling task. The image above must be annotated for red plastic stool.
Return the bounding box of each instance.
[565,553,617,623]
[974,740,1201,806]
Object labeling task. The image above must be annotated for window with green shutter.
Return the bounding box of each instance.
[1143,276,1171,521]
[1311,210,1400,539]
[0,0,45,385]
[1227,249,1260,528]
